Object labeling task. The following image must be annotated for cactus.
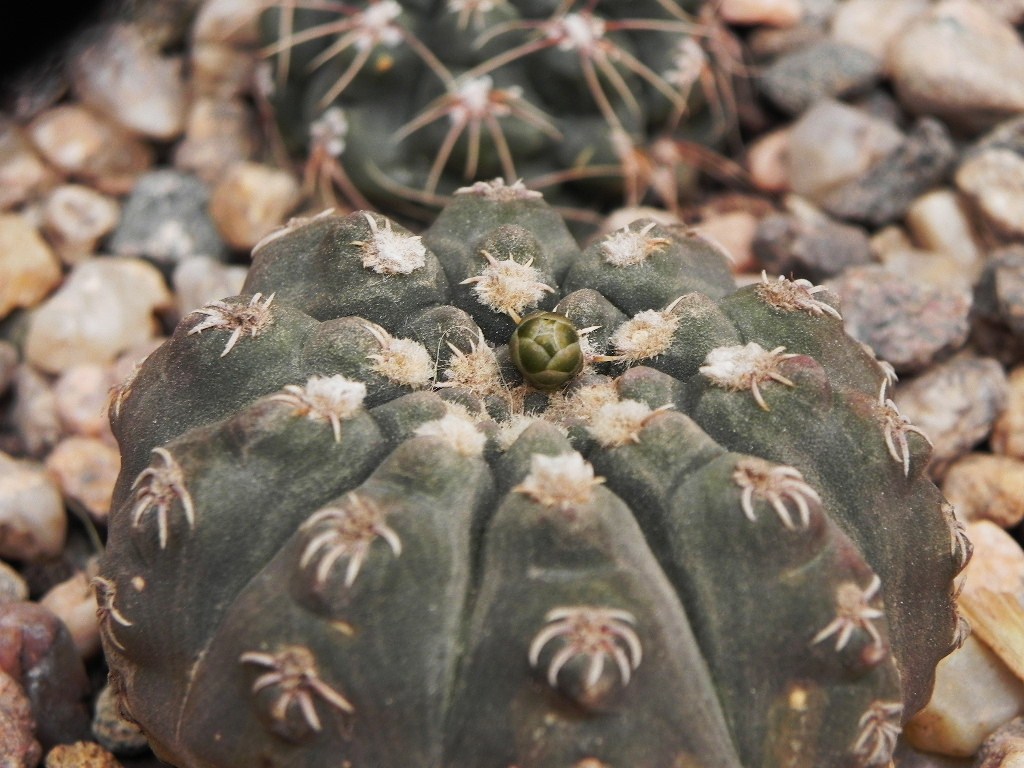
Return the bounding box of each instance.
[259,0,743,214]
[98,180,969,768]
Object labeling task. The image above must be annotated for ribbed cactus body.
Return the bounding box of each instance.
[99,181,967,768]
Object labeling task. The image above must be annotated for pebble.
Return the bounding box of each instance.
[40,570,101,659]
[25,106,155,195]
[0,452,66,562]
[44,741,123,768]
[40,185,121,266]
[91,683,149,757]
[192,0,262,44]
[978,0,1024,23]
[718,0,803,26]
[0,341,16,395]
[975,248,1024,343]
[109,170,226,264]
[44,437,120,524]
[829,0,929,62]
[993,365,1024,460]
[905,190,983,282]
[976,718,1024,768]
[172,98,257,184]
[0,122,58,211]
[745,127,791,192]
[819,117,957,227]
[0,668,42,768]
[190,42,258,99]
[894,355,1009,477]
[52,364,117,441]
[172,255,248,318]
[956,149,1024,241]
[0,213,62,321]
[0,601,92,749]
[887,1,1024,133]
[877,248,977,293]
[691,209,760,274]
[942,453,1024,527]
[752,204,871,281]
[786,100,903,202]
[758,39,881,116]
[0,561,28,604]
[69,24,186,141]
[208,161,301,251]
[824,264,971,373]
[23,257,172,374]
[9,366,62,457]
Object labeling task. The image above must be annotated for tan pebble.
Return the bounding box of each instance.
[192,0,262,44]
[829,0,929,62]
[0,213,62,321]
[905,190,982,280]
[70,24,186,141]
[0,668,41,767]
[976,718,1024,768]
[24,258,172,374]
[0,452,66,562]
[957,149,1024,241]
[746,127,791,193]
[53,364,117,441]
[10,364,62,457]
[961,521,1024,606]
[994,366,1024,460]
[0,122,58,210]
[173,97,256,184]
[876,247,976,293]
[40,570,101,659]
[41,185,120,266]
[45,437,120,523]
[719,0,803,27]
[190,43,259,99]
[0,561,28,604]
[26,105,155,195]
[692,211,759,273]
[173,256,248,319]
[943,454,1024,527]
[45,741,122,768]
[209,161,301,250]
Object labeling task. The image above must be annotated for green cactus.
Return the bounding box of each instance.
[98,180,968,768]
[259,0,739,213]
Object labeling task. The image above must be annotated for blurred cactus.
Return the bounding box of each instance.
[99,180,968,768]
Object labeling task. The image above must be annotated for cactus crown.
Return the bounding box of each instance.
[99,181,967,768]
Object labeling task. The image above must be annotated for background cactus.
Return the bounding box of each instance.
[259,0,742,215]
[98,180,968,768]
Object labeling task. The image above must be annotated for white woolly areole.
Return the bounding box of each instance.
[699,342,798,410]
[270,374,367,442]
[363,323,434,388]
[588,399,663,448]
[609,309,681,363]
[600,222,670,267]
[461,251,554,318]
[310,107,349,158]
[414,414,486,457]
[455,178,542,201]
[354,0,403,49]
[352,212,427,275]
[551,12,605,52]
[514,452,604,511]
[544,381,620,425]
[438,330,506,397]
[665,36,706,89]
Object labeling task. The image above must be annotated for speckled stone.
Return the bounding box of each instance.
[9,365,61,457]
[0,667,42,768]
[992,365,1024,460]
[941,453,1024,527]
[825,264,971,373]
[894,355,1009,477]
[41,185,121,266]
[753,206,871,281]
[759,39,881,115]
[44,741,123,768]
[975,718,1024,768]
[91,683,149,757]
[109,169,226,264]
[956,149,1024,240]
[0,451,66,562]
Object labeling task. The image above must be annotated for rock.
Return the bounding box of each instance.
[976,0,1024,23]
[69,23,186,141]
[718,0,803,27]
[993,365,1024,460]
[91,683,149,756]
[787,100,903,202]
[0,561,28,604]
[691,210,760,274]
[44,741,123,768]
[192,0,262,44]
[759,39,881,115]
[819,117,957,227]
[0,668,42,768]
[190,43,258,99]
[0,213,62,321]
[753,204,871,281]
[0,602,91,749]
[0,122,58,211]
[44,437,120,524]
[40,185,121,266]
[172,256,248,318]
[975,247,1024,344]
[52,365,117,441]
[905,190,983,283]
[961,521,1024,602]
[905,634,1024,757]
[0,452,66,562]
[976,718,1024,768]
[877,248,978,294]
[23,258,172,375]
[942,453,1024,527]
[0,341,17,395]
[956,149,1024,241]
[745,127,791,192]
[109,170,226,264]
[825,264,971,374]
[172,98,256,183]
[888,1,1024,133]
[40,570,101,659]
[829,0,929,62]
[208,161,301,251]
[894,355,1009,477]
[9,366,62,457]
[25,106,155,195]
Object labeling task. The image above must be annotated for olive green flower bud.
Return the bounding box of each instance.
[509,312,584,391]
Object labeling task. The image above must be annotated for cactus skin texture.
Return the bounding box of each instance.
[261,0,733,212]
[98,180,969,768]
